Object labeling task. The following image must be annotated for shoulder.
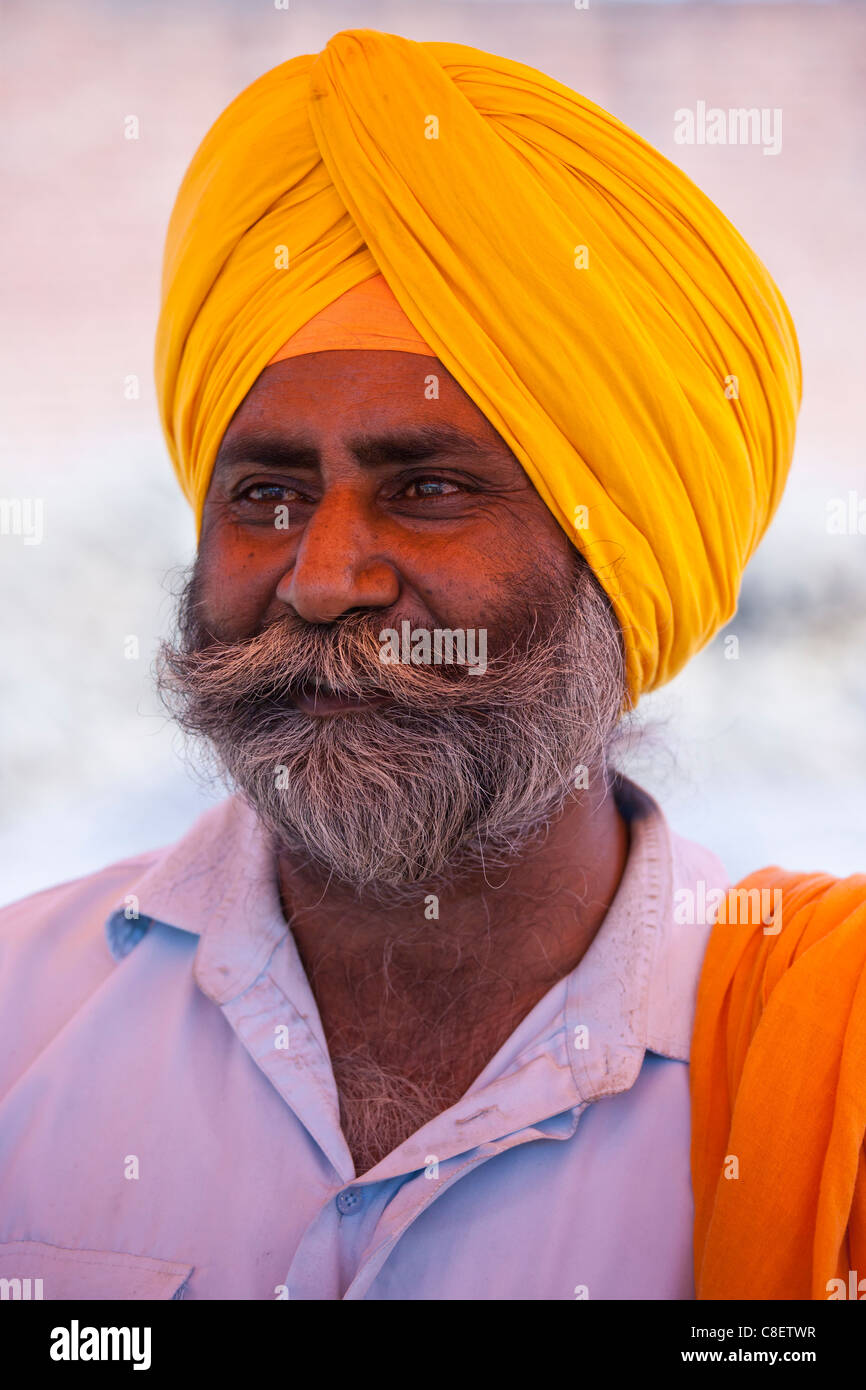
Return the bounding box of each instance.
[0,851,172,1040]
[0,795,244,946]
[696,865,866,1027]
[0,793,253,982]
[0,847,167,1099]
[718,865,866,940]
[0,849,164,945]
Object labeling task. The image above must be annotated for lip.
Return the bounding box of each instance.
[291,685,387,716]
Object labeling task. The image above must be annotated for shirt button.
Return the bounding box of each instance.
[336,1186,364,1216]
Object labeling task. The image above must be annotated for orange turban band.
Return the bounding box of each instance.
[154,28,802,704]
[266,273,434,364]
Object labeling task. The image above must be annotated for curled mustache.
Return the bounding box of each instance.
[159,605,581,715]
[155,560,627,897]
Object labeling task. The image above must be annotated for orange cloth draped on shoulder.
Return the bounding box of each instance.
[691,869,866,1299]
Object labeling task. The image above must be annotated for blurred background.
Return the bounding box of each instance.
[1,0,864,904]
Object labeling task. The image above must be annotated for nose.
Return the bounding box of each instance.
[275,487,400,623]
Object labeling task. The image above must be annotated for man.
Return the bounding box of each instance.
[0,29,863,1302]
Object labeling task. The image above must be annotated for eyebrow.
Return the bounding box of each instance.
[212,422,499,475]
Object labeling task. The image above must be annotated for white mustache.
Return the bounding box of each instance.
[156,563,627,896]
[184,616,535,713]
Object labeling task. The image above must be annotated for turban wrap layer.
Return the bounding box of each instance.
[154,28,801,703]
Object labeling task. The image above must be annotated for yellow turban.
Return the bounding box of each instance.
[154,27,801,703]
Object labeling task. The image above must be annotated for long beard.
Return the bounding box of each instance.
[156,559,626,902]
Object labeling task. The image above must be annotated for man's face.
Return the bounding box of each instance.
[159,351,626,898]
[194,350,577,654]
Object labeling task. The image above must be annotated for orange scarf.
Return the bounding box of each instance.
[691,868,866,1299]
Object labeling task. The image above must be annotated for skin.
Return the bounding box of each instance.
[197,349,629,1161]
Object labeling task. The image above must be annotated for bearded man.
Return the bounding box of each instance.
[1,30,864,1304]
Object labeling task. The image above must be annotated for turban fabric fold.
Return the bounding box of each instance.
[154,27,801,702]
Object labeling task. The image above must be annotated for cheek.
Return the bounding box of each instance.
[196,522,286,640]
[410,534,575,638]
[401,531,504,623]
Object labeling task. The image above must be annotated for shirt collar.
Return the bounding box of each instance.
[106,795,288,1003]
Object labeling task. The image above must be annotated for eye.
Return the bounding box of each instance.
[238,482,304,503]
[400,476,463,499]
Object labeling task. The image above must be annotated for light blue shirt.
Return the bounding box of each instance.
[0,779,726,1299]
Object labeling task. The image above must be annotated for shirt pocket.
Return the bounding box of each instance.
[0,1240,194,1299]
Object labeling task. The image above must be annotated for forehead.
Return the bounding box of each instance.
[219,348,514,454]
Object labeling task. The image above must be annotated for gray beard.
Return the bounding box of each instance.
[156,558,626,903]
